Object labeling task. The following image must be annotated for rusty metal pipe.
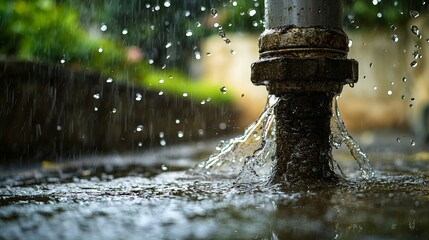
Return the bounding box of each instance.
[251,0,358,185]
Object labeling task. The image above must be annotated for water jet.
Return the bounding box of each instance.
[251,0,358,184]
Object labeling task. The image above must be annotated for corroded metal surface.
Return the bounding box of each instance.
[251,0,358,185]
[259,27,349,58]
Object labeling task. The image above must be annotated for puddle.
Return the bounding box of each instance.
[1,142,429,239]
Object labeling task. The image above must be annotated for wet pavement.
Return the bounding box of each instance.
[1,137,429,240]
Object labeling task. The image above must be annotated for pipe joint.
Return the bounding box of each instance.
[251,57,358,94]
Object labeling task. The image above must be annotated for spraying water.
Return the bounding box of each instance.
[191,95,374,184]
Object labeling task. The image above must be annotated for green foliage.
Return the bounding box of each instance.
[0,0,231,105]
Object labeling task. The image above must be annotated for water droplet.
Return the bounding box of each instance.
[175,119,180,124]
[160,139,166,146]
[411,97,415,101]
[111,108,117,113]
[136,125,144,132]
[410,61,418,67]
[390,24,397,31]
[248,9,256,17]
[163,1,170,8]
[60,59,65,64]
[218,30,226,38]
[57,125,62,131]
[348,39,353,47]
[396,137,401,143]
[201,6,206,12]
[94,107,98,111]
[390,81,395,85]
[219,122,227,130]
[373,86,378,91]
[148,59,154,64]
[410,25,421,38]
[220,86,227,94]
[210,8,218,18]
[165,42,172,49]
[377,12,382,18]
[159,91,164,96]
[201,100,206,105]
[161,164,168,171]
[154,5,160,11]
[230,50,236,55]
[349,83,355,88]
[100,24,107,32]
[224,38,231,44]
[122,29,128,35]
[401,95,406,100]
[185,30,193,37]
[106,77,113,83]
[387,90,393,95]
[183,93,188,97]
[194,51,201,60]
[98,47,103,53]
[409,104,414,108]
[369,62,373,68]
[138,142,143,147]
[158,79,164,84]
[159,132,165,138]
[135,93,142,101]
[391,34,399,42]
[184,11,190,17]
[178,131,184,138]
[402,77,407,82]
[410,139,416,146]
[206,52,212,56]
[93,93,100,99]
[409,10,420,18]
[196,22,201,27]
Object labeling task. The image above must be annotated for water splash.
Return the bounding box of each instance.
[330,96,374,179]
[191,95,278,178]
[191,95,373,182]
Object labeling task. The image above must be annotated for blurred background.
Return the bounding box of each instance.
[1,0,428,166]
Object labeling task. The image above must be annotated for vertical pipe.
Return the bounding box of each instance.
[251,0,358,185]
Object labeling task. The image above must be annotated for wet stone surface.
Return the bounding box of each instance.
[1,143,429,239]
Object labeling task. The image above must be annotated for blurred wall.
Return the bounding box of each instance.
[199,18,429,139]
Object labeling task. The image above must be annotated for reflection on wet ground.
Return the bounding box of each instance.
[1,140,429,239]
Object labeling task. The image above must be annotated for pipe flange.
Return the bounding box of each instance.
[259,27,349,58]
[251,57,358,94]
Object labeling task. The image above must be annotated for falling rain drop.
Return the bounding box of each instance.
[160,139,166,146]
[410,25,421,38]
[165,42,172,49]
[161,165,168,171]
[94,107,98,111]
[396,137,401,143]
[410,61,418,67]
[369,62,373,68]
[248,9,257,17]
[111,108,117,113]
[93,93,100,99]
[98,47,103,53]
[163,1,170,7]
[387,90,393,95]
[175,119,180,124]
[220,86,227,94]
[391,34,399,42]
[178,131,184,138]
[185,30,193,37]
[402,77,407,82]
[410,139,416,146]
[135,93,142,101]
[230,50,236,55]
[211,8,218,18]
[409,104,414,108]
[158,79,164,84]
[348,39,353,47]
[122,29,128,35]
[136,125,144,132]
[100,24,107,32]
[159,91,164,96]
[409,10,420,18]
[194,52,201,60]
[183,93,188,97]
[106,77,113,83]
